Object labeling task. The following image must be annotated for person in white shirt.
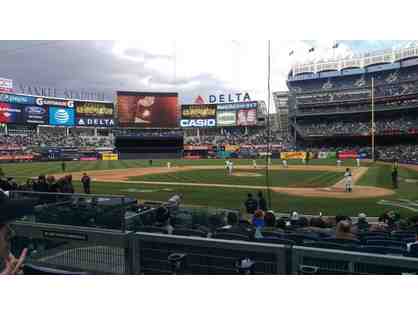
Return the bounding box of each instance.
[344,168,353,192]
[167,162,171,169]
[282,157,288,168]
[228,160,234,176]
[252,159,257,169]
[337,159,342,167]
[356,158,361,168]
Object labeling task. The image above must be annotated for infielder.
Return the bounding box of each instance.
[227,160,234,176]
[356,157,361,168]
[282,157,288,168]
[344,168,353,193]
[252,159,257,169]
[337,159,342,167]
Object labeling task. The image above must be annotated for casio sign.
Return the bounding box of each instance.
[180,119,216,128]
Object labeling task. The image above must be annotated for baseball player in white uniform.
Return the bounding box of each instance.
[282,158,288,168]
[337,159,342,167]
[344,168,353,192]
[356,157,361,168]
[252,159,257,169]
[228,160,234,176]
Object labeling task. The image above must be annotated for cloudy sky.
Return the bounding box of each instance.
[0,40,415,103]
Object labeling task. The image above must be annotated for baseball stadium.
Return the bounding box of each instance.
[1,44,418,275]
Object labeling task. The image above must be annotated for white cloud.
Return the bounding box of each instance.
[111,40,410,107]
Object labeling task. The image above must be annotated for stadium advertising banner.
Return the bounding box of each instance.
[36,97,74,108]
[0,103,22,123]
[216,101,258,111]
[0,78,13,92]
[23,105,48,124]
[237,109,257,126]
[183,145,213,151]
[0,92,36,105]
[217,111,236,126]
[49,107,75,126]
[181,104,217,128]
[280,152,307,160]
[117,91,179,128]
[75,101,115,127]
[338,151,358,160]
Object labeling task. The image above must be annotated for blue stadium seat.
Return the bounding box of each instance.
[405,244,418,258]
[391,232,417,240]
[303,241,357,251]
[214,233,249,242]
[323,238,361,246]
[261,231,285,238]
[138,226,169,234]
[254,237,295,246]
[360,246,406,255]
[284,233,320,244]
[173,228,207,238]
[366,240,405,248]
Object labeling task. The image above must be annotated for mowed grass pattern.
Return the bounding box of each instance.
[1,159,417,217]
[130,169,342,188]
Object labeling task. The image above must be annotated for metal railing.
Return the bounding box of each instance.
[11,221,134,274]
[9,221,418,275]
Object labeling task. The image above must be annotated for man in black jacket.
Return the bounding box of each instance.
[81,173,91,194]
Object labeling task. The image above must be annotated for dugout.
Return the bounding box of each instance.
[115,135,184,160]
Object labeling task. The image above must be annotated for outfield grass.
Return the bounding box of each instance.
[1,159,417,217]
[130,169,342,188]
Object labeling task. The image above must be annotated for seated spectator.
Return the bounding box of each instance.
[217,212,253,236]
[353,213,369,233]
[335,220,357,241]
[244,194,258,214]
[252,210,265,229]
[155,207,174,235]
[261,211,277,232]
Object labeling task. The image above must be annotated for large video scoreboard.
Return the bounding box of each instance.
[180,101,258,128]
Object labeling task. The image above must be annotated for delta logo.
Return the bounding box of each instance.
[194,95,206,105]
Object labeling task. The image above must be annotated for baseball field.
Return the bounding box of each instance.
[2,158,418,217]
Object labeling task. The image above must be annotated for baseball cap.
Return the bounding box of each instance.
[0,189,36,224]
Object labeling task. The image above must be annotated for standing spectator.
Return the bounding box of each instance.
[244,193,258,214]
[257,191,267,212]
[67,175,75,194]
[81,173,91,194]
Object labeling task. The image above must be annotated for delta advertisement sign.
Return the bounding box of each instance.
[75,101,115,127]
